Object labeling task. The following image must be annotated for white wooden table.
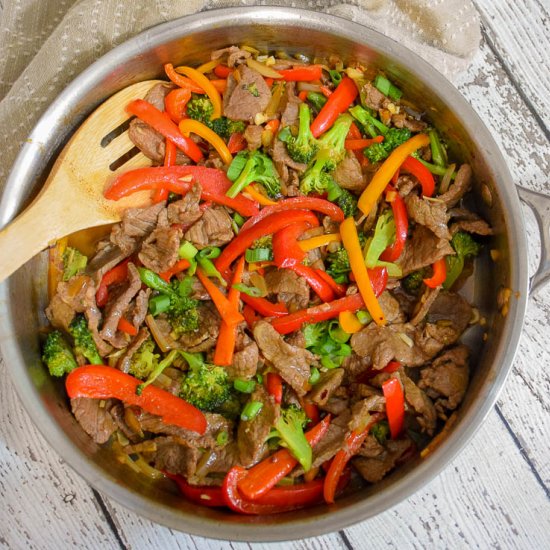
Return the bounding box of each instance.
[1,2,549,548]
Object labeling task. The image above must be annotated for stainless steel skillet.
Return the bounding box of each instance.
[1,7,549,542]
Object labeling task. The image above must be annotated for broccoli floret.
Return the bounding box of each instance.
[325,234,366,283]
[371,420,390,445]
[226,150,281,199]
[336,188,358,218]
[286,103,319,164]
[128,339,160,380]
[299,115,353,195]
[186,96,245,138]
[444,232,482,289]
[349,105,388,138]
[136,349,181,395]
[42,331,78,377]
[68,314,102,365]
[251,235,273,250]
[62,247,87,281]
[179,354,233,412]
[402,270,426,295]
[273,404,312,471]
[364,128,412,163]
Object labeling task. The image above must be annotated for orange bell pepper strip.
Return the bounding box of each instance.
[117,317,138,336]
[310,76,358,138]
[323,413,384,503]
[237,415,332,501]
[340,217,386,326]
[338,311,363,334]
[382,377,405,439]
[126,99,203,163]
[165,63,205,93]
[277,65,323,81]
[298,233,341,252]
[159,259,191,282]
[214,64,232,78]
[423,258,447,288]
[243,184,277,206]
[357,133,430,216]
[196,268,244,327]
[210,79,227,94]
[164,87,191,124]
[213,256,245,366]
[344,136,384,150]
[179,118,233,165]
[172,65,223,119]
[66,366,207,434]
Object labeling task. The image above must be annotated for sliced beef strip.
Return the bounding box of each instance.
[128,82,189,165]
[348,396,386,432]
[450,218,493,236]
[237,385,280,467]
[178,302,221,352]
[333,152,365,192]
[264,268,310,312]
[71,397,116,445]
[150,436,201,478]
[225,334,259,379]
[184,206,233,249]
[438,164,472,208]
[243,124,263,150]
[211,45,251,67]
[353,438,412,483]
[319,397,350,416]
[342,353,371,383]
[351,323,428,370]
[398,225,455,276]
[391,112,428,132]
[398,371,437,435]
[129,288,151,330]
[110,201,166,256]
[358,435,385,458]
[309,368,344,406]
[85,243,128,285]
[379,291,406,324]
[223,65,271,122]
[406,194,451,240]
[138,225,183,274]
[280,81,301,127]
[192,442,240,481]
[419,345,469,415]
[409,286,441,326]
[109,403,142,442]
[271,139,308,173]
[100,262,142,348]
[397,174,419,198]
[167,183,203,227]
[361,81,389,111]
[117,327,150,374]
[253,321,315,397]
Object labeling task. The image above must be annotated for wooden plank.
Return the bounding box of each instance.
[343,411,550,549]
[0,370,121,549]
[473,0,550,131]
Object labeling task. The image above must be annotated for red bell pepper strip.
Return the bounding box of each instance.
[401,156,435,197]
[153,137,178,203]
[104,166,259,218]
[277,65,323,82]
[165,473,226,507]
[323,413,384,503]
[346,121,368,165]
[117,317,138,336]
[158,259,191,282]
[237,415,331,501]
[227,132,247,154]
[382,377,405,439]
[240,197,344,232]
[423,258,447,288]
[215,210,319,275]
[240,295,288,318]
[164,87,192,124]
[380,185,408,262]
[95,258,131,307]
[213,256,245,366]
[265,372,283,404]
[290,263,335,303]
[382,360,402,374]
[214,64,232,78]
[66,366,207,434]
[164,63,205,94]
[271,268,387,335]
[344,136,384,150]
[223,467,325,514]
[314,269,346,297]
[302,399,320,424]
[242,304,259,327]
[272,221,315,268]
[126,99,203,163]
[310,77,358,138]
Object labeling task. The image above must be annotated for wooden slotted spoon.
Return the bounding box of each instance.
[0,80,164,283]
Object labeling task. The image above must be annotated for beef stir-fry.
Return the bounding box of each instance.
[42,46,489,513]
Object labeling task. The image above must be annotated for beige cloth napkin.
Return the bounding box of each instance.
[0,0,480,187]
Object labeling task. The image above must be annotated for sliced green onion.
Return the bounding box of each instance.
[234,378,256,394]
[373,74,402,101]
[227,151,248,181]
[197,257,226,286]
[233,213,246,227]
[307,92,327,111]
[329,69,342,86]
[198,247,221,260]
[179,241,198,260]
[216,430,229,446]
[232,283,263,297]
[245,248,273,263]
[138,267,173,294]
[255,373,263,384]
[328,320,350,344]
[428,128,447,168]
[365,210,395,268]
[148,294,171,316]
[241,401,263,421]
[309,367,321,385]
[356,310,372,325]
[415,156,457,178]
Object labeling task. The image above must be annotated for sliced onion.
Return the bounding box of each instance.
[246,58,282,79]
[249,272,268,297]
[145,314,174,353]
[439,163,456,194]
[296,82,321,93]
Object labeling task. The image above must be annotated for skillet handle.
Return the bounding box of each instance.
[517,185,550,295]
